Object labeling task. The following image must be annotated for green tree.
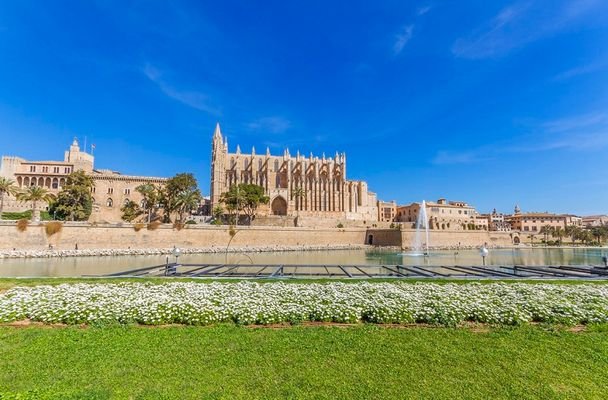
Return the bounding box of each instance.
[212,205,224,225]
[565,225,581,244]
[160,173,200,223]
[292,186,305,225]
[553,226,564,246]
[220,183,269,225]
[48,170,94,221]
[539,225,554,245]
[175,189,202,223]
[121,199,143,222]
[16,186,56,221]
[0,177,19,218]
[136,183,160,223]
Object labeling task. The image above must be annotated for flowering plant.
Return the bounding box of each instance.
[1,282,607,327]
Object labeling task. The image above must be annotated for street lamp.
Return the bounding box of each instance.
[172,246,181,265]
[480,246,489,266]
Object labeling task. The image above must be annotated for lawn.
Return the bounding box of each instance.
[0,324,607,399]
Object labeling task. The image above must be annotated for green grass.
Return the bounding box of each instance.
[1,277,608,292]
[0,325,607,399]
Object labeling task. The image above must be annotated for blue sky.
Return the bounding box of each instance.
[1,1,607,215]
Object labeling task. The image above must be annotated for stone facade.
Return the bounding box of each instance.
[0,139,168,222]
[507,210,582,233]
[210,123,378,221]
[395,198,487,231]
[481,209,511,231]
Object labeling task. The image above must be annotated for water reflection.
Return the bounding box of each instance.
[0,248,606,277]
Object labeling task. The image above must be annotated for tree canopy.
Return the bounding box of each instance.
[48,170,94,221]
[160,173,201,223]
[220,183,269,224]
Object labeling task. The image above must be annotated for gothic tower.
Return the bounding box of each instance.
[210,123,227,209]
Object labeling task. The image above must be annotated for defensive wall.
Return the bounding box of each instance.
[0,222,517,251]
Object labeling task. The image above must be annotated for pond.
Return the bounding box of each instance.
[0,247,607,277]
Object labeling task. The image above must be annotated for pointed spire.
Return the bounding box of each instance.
[251,146,256,156]
[236,144,241,155]
[266,147,271,157]
[213,122,222,138]
[322,152,326,161]
[309,152,313,160]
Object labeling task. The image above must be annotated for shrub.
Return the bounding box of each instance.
[147,221,162,230]
[133,223,145,232]
[336,222,344,228]
[185,220,197,225]
[16,219,28,232]
[44,221,63,237]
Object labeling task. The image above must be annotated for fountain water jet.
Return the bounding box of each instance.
[405,200,430,256]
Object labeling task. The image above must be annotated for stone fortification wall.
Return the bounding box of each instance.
[367,228,516,248]
[0,222,367,251]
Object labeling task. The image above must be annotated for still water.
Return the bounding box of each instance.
[0,247,607,277]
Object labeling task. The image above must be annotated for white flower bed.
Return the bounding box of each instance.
[1,282,607,326]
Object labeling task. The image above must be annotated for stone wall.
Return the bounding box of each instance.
[0,222,518,252]
[367,228,517,248]
[0,222,367,251]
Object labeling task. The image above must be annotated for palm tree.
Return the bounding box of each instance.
[0,177,19,219]
[553,226,564,246]
[565,225,581,245]
[16,186,56,221]
[174,189,201,223]
[528,233,536,246]
[135,183,159,223]
[539,225,554,245]
[292,186,305,226]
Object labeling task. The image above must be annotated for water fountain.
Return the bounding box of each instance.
[404,200,430,256]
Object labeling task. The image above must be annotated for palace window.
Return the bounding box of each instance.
[107,188,114,194]
[106,198,113,207]
[42,166,49,173]
[124,188,130,195]
[30,166,36,172]
[65,167,71,173]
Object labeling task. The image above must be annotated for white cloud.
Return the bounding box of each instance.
[417,5,432,16]
[143,64,220,115]
[431,150,489,165]
[554,60,608,80]
[393,25,414,55]
[432,111,608,164]
[246,116,291,134]
[452,0,603,59]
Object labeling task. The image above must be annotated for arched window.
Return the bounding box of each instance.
[124,198,130,206]
[52,178,58,189]
[274,160,279,172]
[244,159,249,169]
[17,177,23,187]
[106,198,113,207]
[230,158,236,169]
[258,159,263,170]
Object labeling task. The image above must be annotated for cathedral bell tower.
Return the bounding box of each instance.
[210,123,227,209]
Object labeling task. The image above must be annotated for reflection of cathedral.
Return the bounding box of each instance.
[210,124,378,221]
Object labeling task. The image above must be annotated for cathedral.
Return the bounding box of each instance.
[210,124,378,221]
